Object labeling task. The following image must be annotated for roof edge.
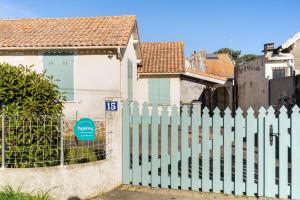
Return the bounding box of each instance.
[0,45,126,51]
[281,31,300,49]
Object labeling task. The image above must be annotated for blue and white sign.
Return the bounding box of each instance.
[105,100,118,111]
[74,118,96,141]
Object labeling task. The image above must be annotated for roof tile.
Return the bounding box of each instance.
[205,53,234,78]
[0,16,136,48]
[139,42,184,74]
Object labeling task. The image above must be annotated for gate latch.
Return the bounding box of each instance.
[269,125,279,145]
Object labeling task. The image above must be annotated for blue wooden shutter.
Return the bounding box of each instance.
[148,78,159,104]
[148,78,170,104]
[61,55,74,101]
[43,54,74,101]
[128,59,133,100]
[159,78,170,104]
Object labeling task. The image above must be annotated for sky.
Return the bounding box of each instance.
[0,0,299,56]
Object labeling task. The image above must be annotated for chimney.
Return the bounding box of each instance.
[199,50,206,72]
[263,43,274,55]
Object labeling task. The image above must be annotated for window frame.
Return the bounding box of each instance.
[272,67,286,79]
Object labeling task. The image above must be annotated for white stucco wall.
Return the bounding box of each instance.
[136,75,181,109]
[265,62,291,79]
[0,34,139,119]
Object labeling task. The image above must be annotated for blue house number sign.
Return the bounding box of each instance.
[105,100,118,111]
[74,118,96,141]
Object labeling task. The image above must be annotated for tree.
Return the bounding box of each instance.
[0,63,65,167]
[214,48,259,65]
[214,48,241,63]
[237,54,259,65]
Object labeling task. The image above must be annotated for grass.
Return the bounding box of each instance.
[0,186,55,200]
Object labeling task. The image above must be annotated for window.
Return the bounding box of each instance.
[43,53,74,101]
[148,78,170,104]
[272,68,285,79]
[127,59,133,100]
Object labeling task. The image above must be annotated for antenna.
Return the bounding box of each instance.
[229,36,232,59]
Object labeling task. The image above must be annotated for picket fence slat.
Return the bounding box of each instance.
[151,104,159,187]
[223,108,234,194]
[161,105,170,188]
[181,106,191,190]
[171,105,180,189]
[123,101,297,199]
[264,107,277,197]
[191,106,201,191]
[132,101,141,185]
[142,102,150,186]
[202,107,212,192]
[235,108,245,195]
[291,106,300,199]
[122,100,131,184]
[246,108,256,196]
[213,107,223,193]
[258,107,266,196]
[279,106,289,198]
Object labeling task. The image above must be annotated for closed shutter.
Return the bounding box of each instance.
[148,78,170,104]
[43,54,74,101]
[128,59,133,100]
[159,78,170,104]
[148,78,159,104]
[61,56,74,101]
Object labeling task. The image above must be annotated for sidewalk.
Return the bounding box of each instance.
[92,185,276,200]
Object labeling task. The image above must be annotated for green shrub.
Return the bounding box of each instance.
[0,63,65,167]
[0,186,55,200]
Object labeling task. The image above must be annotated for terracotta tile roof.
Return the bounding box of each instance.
[0,16,136,48]
[205,53,234,78]
[139,42,185,74]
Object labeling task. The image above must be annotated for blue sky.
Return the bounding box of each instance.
[0,0,299,55]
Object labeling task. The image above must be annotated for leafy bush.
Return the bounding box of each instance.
[0,63,65,167]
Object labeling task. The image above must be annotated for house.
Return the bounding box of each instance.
[136,42,235,112]
[0,16,141,119]
[185,50,235,111]
[136,42,184,108]
[276,31,300,75]
[236,32,300,111]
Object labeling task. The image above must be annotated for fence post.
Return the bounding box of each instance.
[60,116,64,166]
[1,114,5,168]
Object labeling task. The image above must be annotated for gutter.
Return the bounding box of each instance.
[0,45,126,51]
[183,71,226,85]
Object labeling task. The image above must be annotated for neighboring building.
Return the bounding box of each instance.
[276,32,300,75]
[236,32,300,111]
[236,56,269,111]
[136,42,184,108]
[136,43,235,111]
[186,50,235,111]
[263,43,294,79]
[0,16,141,119]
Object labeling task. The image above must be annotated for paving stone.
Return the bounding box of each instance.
[92,186,281,200]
